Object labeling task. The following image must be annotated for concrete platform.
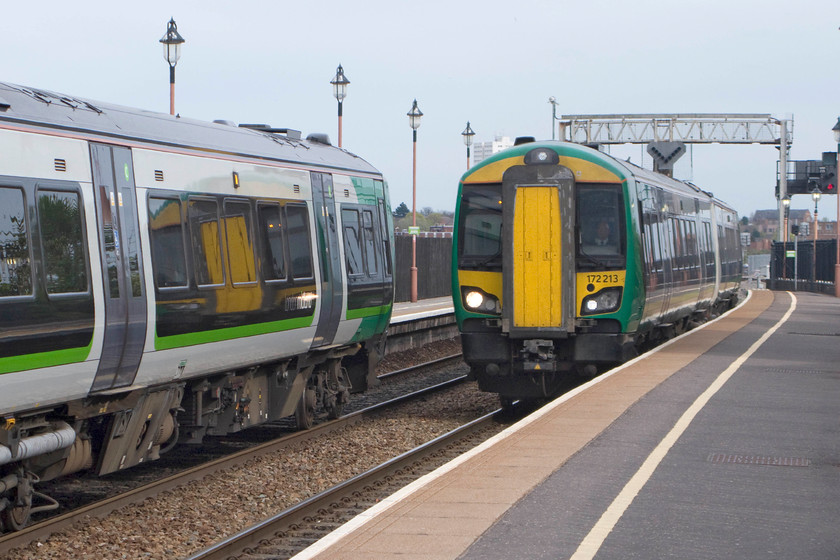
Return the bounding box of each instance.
[294,290,840,559]
[387,297,456,354]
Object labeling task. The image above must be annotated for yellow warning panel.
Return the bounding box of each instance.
[513,186,562,327]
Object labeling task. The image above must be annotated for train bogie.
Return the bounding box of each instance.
[453,139,741,401]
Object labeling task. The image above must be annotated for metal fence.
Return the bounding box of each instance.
[766,239,837,294]
[393,236,453,302]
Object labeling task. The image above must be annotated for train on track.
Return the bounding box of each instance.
[0,82,394,530]
[452,139,741,404]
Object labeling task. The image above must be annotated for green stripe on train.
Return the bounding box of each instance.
[0,344,92,375]
[155,315,315,350]
[345,303,391,320]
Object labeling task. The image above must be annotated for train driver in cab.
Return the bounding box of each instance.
[585,218,617,254]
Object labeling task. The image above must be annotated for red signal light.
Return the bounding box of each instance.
[827,183,835,192]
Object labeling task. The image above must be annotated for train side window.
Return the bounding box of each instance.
[362,209,378,277]
[257,203,287,282]
[0,186,32,296]
[341,208,363,277]
[286,204,314,279]
[188,197,225,287]
[38,190,87,294]
[148,197,188,288]
[224,199,257,285]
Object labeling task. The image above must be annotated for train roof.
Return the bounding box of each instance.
[468,140,737,216]
[0,82,381,176]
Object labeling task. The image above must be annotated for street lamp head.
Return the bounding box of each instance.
[407,99,423,130]
[461,121,475,147]
[811,186,821,202]
[331,64,350,102]
[833,117,840,144]
[160,18,185,67]
[781,195,791,208]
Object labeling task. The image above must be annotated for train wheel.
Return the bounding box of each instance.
[325,362,349,420]
[295,387,317,430]
[499,396,517,412]
[1,472,32,532]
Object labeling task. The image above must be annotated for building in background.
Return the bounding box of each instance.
[472,136,513,166]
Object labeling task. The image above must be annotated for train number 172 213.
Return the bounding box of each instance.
[586,273,620,284]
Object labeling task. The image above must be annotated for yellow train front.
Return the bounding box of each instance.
[451,139,741,402]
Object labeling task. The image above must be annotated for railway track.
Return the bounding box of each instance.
[187,408,503,560]
[0,349,498,557]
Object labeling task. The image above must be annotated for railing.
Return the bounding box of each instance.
[766,239,837,294]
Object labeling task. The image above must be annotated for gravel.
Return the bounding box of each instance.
[7,339,500,560]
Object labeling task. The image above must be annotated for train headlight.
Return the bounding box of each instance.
[465,290,484,309]
[462,287,500,314]
[581,287,622,316]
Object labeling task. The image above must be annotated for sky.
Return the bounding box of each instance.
[4,0,840,221]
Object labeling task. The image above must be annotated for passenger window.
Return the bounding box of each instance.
[257,203,287,281]
[286,205,313,279]
[224,200,257,285]
[0,187,31,296]
[148,197,188,288]
[188,197,224,287]
[342,208,363,276]
[38,190,87,294]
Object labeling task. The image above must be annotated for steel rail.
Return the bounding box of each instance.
[376,352,462,380]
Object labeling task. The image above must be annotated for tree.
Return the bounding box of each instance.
[393,202,409,218]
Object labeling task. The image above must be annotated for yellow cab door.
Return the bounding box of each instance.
[501,158,576,337]
[512,186,563,327]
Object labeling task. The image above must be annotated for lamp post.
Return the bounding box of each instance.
[549,97,559,140]
[812,186,821,286]
[461,121,475,170]
[833,117,840,297]
[160,18,185,116]
[407,99,423,303]
[331,65,350,148]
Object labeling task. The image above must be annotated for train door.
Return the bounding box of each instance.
[501,164,576,336]
[311,172,344,348]
[376,189,394,307]
[89,144,148,392]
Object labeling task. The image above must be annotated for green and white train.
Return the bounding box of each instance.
[452,139,741,404]
[0,82,394,530]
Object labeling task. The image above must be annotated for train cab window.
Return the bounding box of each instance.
[188,197,225,287]
[286,204,314,279]
[576,185,625,269]
[457,185,503,270]
[148,197,188,288]
[224,200,257,285]
[341,208,363,277]
[38,190,87,294]
[0,187,32,296]
[257,203,287,281]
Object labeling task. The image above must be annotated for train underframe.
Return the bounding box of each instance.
[462,327,637,401]
[0,335,384,532]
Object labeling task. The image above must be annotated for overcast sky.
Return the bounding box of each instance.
[5,0,839,220]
